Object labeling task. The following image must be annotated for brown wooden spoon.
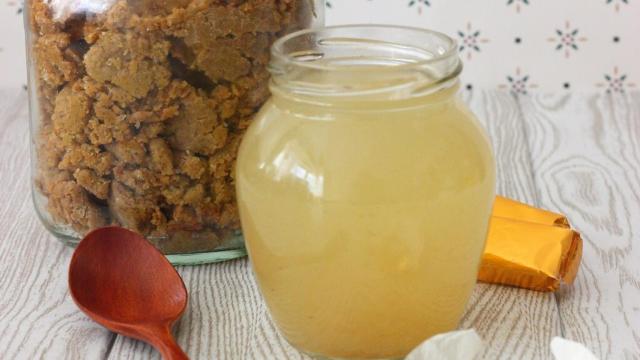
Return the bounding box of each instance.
[69,226,189,360]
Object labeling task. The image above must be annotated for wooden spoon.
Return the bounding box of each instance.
[69,226,189,360]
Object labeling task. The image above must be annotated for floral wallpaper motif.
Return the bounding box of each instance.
[547,22,588,59]
[457,23,490,61]
[1,0,639,93]
[326,0,640,94]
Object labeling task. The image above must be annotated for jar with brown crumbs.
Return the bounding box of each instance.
[24,0,323,264]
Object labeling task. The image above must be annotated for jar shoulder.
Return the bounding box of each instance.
[237,99,495,203]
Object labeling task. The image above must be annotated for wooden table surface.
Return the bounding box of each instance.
[1,88,639,360]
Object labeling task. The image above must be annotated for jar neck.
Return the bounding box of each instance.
[270,80,462,112]
[268,25,462,109]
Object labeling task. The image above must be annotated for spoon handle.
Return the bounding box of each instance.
[148,324,189,360]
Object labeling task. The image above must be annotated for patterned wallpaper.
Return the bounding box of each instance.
[1,0,639,93]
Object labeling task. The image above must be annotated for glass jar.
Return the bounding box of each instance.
[24,0,323,264]
[237,25,496,359]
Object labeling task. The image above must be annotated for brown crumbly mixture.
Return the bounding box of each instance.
[29,0,311,253]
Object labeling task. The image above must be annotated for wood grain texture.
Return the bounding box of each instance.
[519,92,640,359]
[108,260,309,360]
[1,88,633,359]
[460,90,561,360]
[0,89,115,359]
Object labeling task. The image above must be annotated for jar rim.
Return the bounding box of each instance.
[271,24,460,73]
[269,24,462,100]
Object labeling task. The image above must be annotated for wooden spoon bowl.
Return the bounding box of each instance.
[69,226,189,360]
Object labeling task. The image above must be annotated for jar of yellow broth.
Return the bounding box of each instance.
[236,25,496,359]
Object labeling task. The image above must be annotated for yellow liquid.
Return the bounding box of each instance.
[236,82,495,359]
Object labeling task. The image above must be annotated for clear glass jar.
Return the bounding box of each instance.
[237,25,496,359]
[24,0,323,264]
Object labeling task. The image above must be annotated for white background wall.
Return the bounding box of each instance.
[2,0,639,93]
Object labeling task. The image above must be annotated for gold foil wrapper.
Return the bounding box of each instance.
[493,196,570,228]
[479,196,583,292]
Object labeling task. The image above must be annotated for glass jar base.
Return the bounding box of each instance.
[165,248,247,266]
[52,231,247,265]
[296,347,404,360]
[46,225,248,266]
[284,336,405,360]
[36,190,248,266]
